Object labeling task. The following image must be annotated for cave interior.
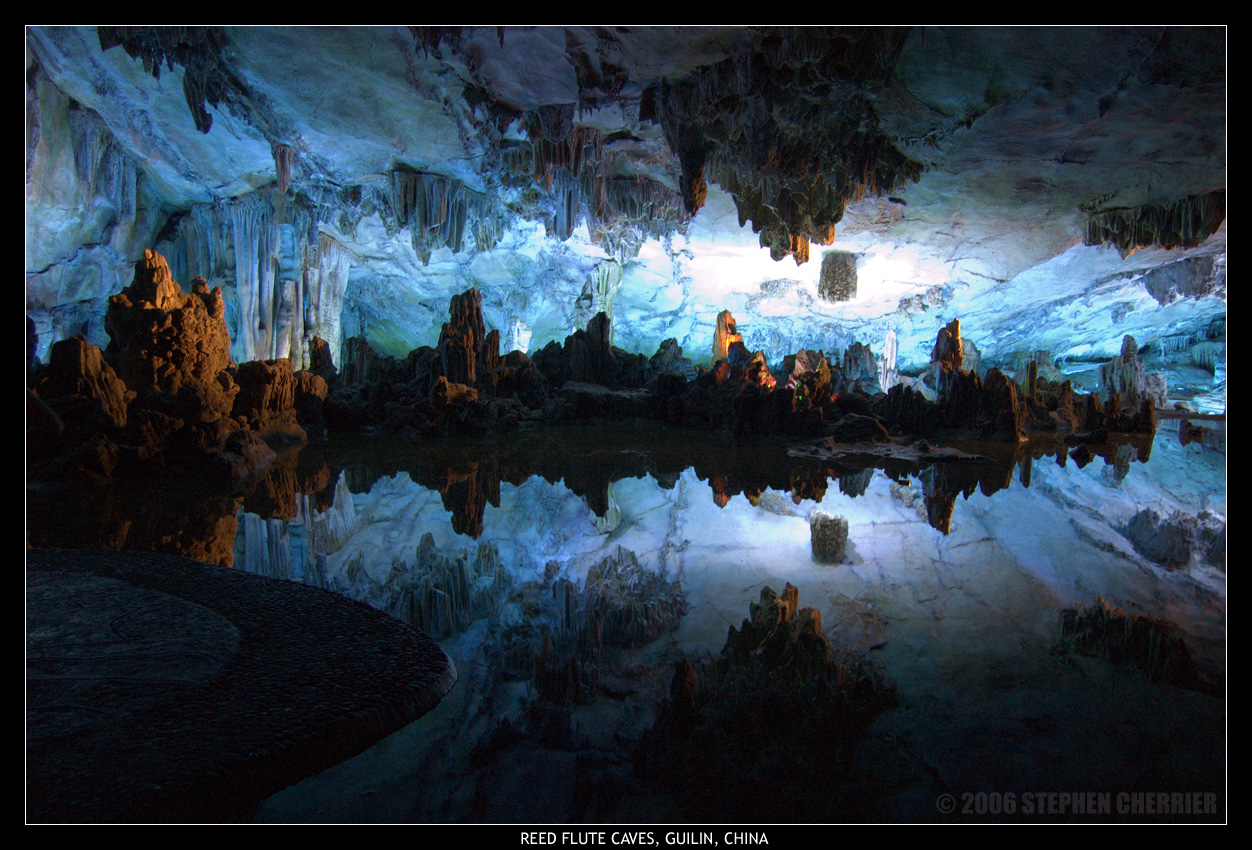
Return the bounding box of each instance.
[25,26,1226,824]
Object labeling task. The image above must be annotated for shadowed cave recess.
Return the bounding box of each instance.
[26,26,1225,824]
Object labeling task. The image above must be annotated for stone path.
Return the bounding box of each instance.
[26,548,456,823]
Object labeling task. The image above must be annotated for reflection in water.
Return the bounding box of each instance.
[27,423,1157,563]
[27,423,1224,822]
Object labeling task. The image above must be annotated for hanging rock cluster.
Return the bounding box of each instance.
[810,511,849,564]
[97,27,243,134]
[818,250,858,302]
[1082,190,1226,258]
[641,27,921,263]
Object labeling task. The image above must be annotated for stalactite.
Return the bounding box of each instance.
[517,104,688,258]
[573,262,623,341]
[529,124,603,186]
[228,194,279,364]
[160,203,225,288]
[386,168,496,262]
[272,142,296,194]
[303,233,352,370]
[643,29,919,263]
[26,78,159,360]
[97,26,241,135]
[157,191,328,368]
[550,171,582,240]
[66,104,139,223]
[1082,190,1226,257]
[878,328,899,392]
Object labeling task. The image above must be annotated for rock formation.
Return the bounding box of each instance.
[810,511,849,564]
[26,248,330,486]
[644,29,921,263]
[32,335,135,429]
[1057,597,1220,696]
[711,310,741,363]
[1123,508,1225,570]
[105,251,238,420]
[1099,335,1167,412]
[232,359,306,444]
[931,318,965,399]
[634,582,897,820]
[818,250,858,302]
[1083,190,1227,258]
[581,546,685,648]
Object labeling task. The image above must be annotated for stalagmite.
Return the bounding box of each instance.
[712,310,742,362]
[931,319,965,401]
[1098,334,1169,413]
[104,250,237,419]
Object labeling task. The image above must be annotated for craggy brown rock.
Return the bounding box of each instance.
[232,359,306,445]
[292,369,330,432]
[32,336,135,428]
[105,251,237,420]
[438,289,487,386]
[430,375,479,409]
[712,310,741,362]
[931,318,965,377]
[294,370,329,402]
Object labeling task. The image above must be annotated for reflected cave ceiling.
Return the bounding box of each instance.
[24,25,1227,400]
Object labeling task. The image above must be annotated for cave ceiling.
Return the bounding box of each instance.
[25,26,1227,381]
